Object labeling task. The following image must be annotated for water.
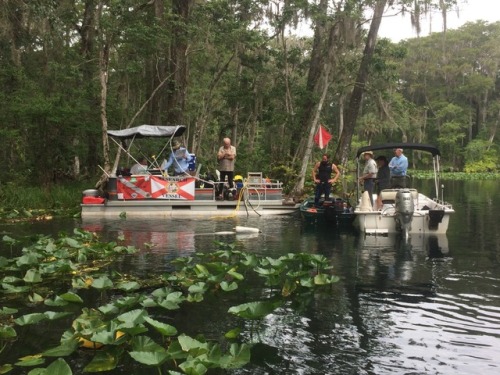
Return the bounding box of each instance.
[1,180,500,374]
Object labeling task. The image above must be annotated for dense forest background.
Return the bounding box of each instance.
[0,0,498,194]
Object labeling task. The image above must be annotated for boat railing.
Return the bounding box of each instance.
[432,197,453,209]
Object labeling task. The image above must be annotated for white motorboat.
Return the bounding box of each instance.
[354,143,454,237]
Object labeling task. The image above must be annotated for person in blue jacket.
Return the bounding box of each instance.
[162,140,193,176]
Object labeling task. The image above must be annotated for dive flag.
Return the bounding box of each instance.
[314,125,332,149]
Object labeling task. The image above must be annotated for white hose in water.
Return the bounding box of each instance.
[235,226,260,233]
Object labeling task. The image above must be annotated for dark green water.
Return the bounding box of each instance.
[1,180,499,374]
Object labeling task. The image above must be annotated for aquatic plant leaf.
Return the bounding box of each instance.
[91,330,115,345]
[144,317,177,337]
[44,297,68,307]
[29,293,45,303]
[227,269,244,280]
[1,284,29,294]
[299,277,314,288]
[240,254,258,267]
[131,335,164,352]
[220,281,238,292]
[151,287,173,298]
[0,325,17,339]
[15,354,45,367]
[0,364,13,374]
[313,274,332,285]
[42,340,79,357]
[187,293,204,302]
[0,307,18,315]
[117,309,147,325]
[114,324,148,336]
[2,235,17,244]
[253,267,278,276]
[178,360,208,375]
[24,269,43,283]
[188,282,207,294]
[224,328,241,339]
[157,292,185,310]
[91,276,113,290]
[59,292,84,303]
[64,237,81,249]
[98,303,119,315]
[177,334,209,355]
[140,298,157,308]
[2,276,22,284]
[44,311,72,321]
[0,256,9,267]
[16,253,40,267]
[128,350,168,366]
[166,341,187,360]
[15,313,47,326]
[27,358,72,375]
[194,264,210,277]
[228,301,281,320]
[219,343,251,369]
[116,281,140,291]
[83,348,121,372]
[281,278,297,297]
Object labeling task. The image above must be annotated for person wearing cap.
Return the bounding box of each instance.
[375,155,390,209]
[358,151,378,207]
[312,154,340,207]
[162,140,193,176]
[389,148,408,188]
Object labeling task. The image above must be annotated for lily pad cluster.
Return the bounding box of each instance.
[0,232,340,374]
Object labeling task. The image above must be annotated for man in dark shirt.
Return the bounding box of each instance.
[312,154,340,206]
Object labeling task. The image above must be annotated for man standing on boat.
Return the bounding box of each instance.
[217,137,237,200]
[312,154,340,207]
[358,151,377,207]
[162,140,193,176]
[389,148,408,188]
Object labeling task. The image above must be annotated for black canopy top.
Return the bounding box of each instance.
[107,125,186,139]
[355,143,441,158]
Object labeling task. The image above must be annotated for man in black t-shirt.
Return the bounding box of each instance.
[312,154,340,206]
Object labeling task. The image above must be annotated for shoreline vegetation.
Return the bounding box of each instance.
[0,172,499,223]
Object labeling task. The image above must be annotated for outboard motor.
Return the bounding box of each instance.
[395,189,414,240]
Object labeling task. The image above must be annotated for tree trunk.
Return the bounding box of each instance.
[335,0,387,168]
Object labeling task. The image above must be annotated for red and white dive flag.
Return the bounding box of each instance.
[313,125,332,149]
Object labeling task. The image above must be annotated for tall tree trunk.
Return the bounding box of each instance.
[334,0,387,168]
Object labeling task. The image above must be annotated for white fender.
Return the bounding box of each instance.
[359,191,373,211]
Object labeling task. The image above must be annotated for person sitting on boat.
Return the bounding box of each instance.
[312,154,340,207]
[358,151,377,207]
[162,140,193,176]
[130,157,148,175]
[375,155,390,209]
[389,148,408,188]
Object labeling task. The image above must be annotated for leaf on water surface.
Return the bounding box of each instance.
[0,325,17,339]
[224,328,241,339]
[59,292,83,303]
[131,335,164,352]
[42,340,79,357]
[227,301,282,320]
[219,343,251,369]
[91,276,113,290]
[27,358,72,375]
[64,237,81,249]
[178,360,208,375]
[44,311,72,321]
[2,235,17,244]
[177,334,209,355]
[15,354,45,367]
[83,348,121,372]
[128,350,168,366]
[220,281,238,292]
[0,364,14,374]
[23,269,43,283]
[15,313,47,326]
[188,282,207,294]
[116,281,140,291]
[117,309,148,325]
[0,307,18,315]
[144,316,177,337]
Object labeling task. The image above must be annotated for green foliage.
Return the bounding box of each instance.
[0,231,341,374]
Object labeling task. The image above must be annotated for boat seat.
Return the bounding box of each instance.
[380,189,418,204]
